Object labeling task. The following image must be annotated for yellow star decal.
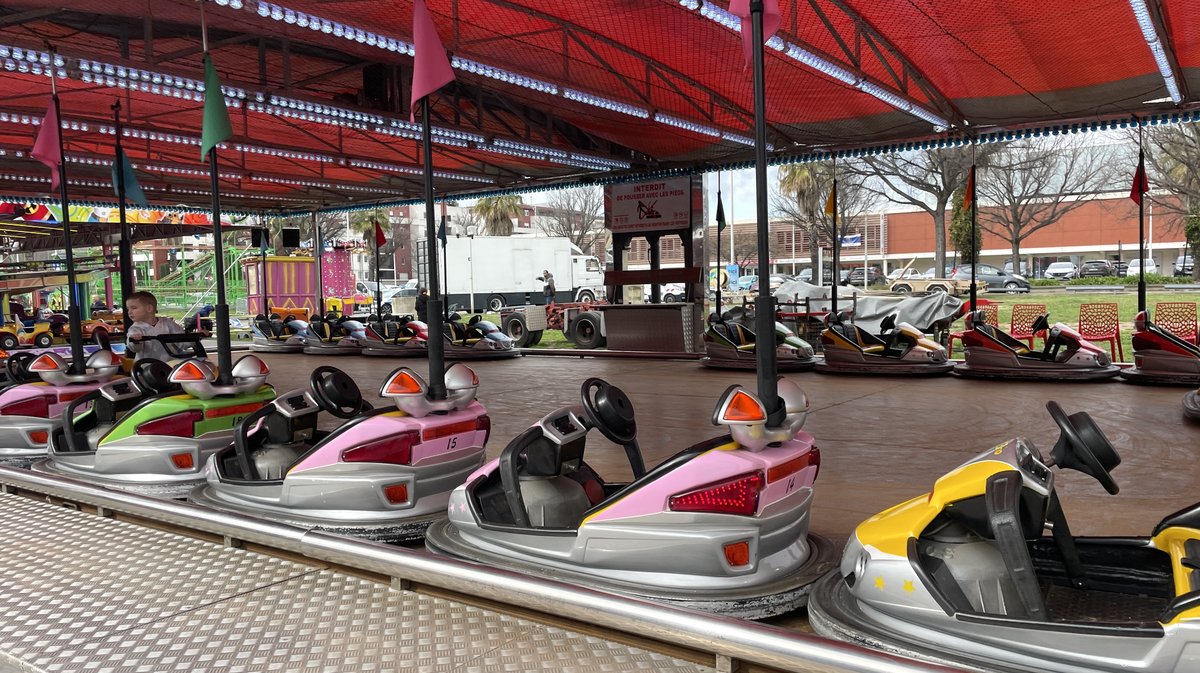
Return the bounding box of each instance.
[994,447,1004,455]
[903,579,915,593]
[874,576,885,590]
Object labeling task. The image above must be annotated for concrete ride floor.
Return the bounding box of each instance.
[255,351,1199,547]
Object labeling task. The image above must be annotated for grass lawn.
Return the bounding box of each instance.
[973,290,1200,361]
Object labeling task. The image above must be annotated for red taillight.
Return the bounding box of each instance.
[724,541,751,567]
[170,452,195,469]
[767,446,820,483]
[423,418,478,441]
[0,395,52,418]
[341,430,420,465]
[476,414,491,445]
[383,483,409,504]
[27,430,48,445]
[669,471,764,516]
[135,410,203,437]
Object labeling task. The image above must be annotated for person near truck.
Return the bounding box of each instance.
[537,270,555,304]
[415,287,429,323]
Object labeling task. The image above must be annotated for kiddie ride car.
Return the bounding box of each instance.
[815,312,953,375]
[701,308,816,371]
[425,377,834,619]
[249,312,309,353]
[953,311,1120,381]
[810,401,1200,673]
[189,363,488,541]
[0,344,123,466]
[302,312,368,356]
[361,314,428,358]
[442,313,519,360]
[35,334,275,498]
[1120,310,1200,386]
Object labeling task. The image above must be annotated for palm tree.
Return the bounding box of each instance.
[473,195,523,236]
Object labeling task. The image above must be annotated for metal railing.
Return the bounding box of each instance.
[0,466,969,673]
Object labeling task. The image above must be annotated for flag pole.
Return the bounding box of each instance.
[715,171,723,317]
[372,218,384,314]
[200,2,233,384]
[969,143,977,312]
[422,97,447,400]
[1137,120,1147,314]
[112,100,135,331]
[46,46,86,372]
[829,158,839,320]
[748,1,780,423]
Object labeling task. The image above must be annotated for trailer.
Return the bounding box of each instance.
[416,236,604,311]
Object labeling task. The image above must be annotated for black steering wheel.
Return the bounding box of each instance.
[580,378,637,445]
[5,351,37,383]
[309,366,364,418]
[132,359,176,395]
[1046,401,1120,495]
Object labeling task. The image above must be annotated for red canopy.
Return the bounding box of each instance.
[0,0,1192,212]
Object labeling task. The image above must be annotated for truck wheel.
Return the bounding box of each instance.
[487,294,505,312]
[929,284,948,293]
[0,334,17,350]
[577,290,595,303]
[571,312,604,349]
[34,333,53,348]
[663,293,679,303]
[892,284,912,294]
[504,313,533,347]
[528,330,543,346]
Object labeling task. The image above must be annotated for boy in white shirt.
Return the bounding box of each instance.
[125,291,185,362]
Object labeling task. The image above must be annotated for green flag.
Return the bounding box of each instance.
[111,147,148,207]
[716,189,727,232]
[200,54,232,161]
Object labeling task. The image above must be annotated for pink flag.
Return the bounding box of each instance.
[410,0,455,121]
[31,98,62,191]
[729,0,781,67]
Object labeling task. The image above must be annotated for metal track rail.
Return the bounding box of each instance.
[0,466,967,673]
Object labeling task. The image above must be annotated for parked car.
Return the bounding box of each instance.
[1003,260,1029,275]
[844,267,885,286]
[1043,261,1078,280]
[921,266,954,279]
[887,268,924,281]
[1125,258,1158,276]
[736,275,757,291]
[951,263,1030,293]
[1111,260,1129,276]
[1076,259,1115,278]
[643,283,687,302]
[1175,255,1195,276]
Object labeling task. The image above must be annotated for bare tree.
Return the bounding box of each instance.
[1143,123,1200,278]
[775,160,877,279]
[846,145,1001,278]
[977,137,1115,272]
[537,187,606,254]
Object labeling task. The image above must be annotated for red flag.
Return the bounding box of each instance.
[1130,155,1149,205]
[31,98,62,191]
[374,219,387,247]
[410,0,455,121]
[961,165,975,213]
[729,0,781,67]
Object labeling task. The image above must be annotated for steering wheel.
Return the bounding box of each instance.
[579,378,637,445]
[309,366,364,419]
[5,351,36,382]
[1046,401,1120,495]
[132,359,175,395]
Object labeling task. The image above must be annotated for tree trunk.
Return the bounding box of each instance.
[1011,239,1022,277]
[933,209,946,280]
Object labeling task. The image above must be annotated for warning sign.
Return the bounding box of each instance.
[605,178,692,233]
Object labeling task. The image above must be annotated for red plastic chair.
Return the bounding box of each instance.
[1010,303,1047,348]
[1077,302,1123,361]
[1154,301,1199,344]
[948,302,998,357]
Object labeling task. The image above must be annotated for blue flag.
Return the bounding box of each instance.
[111,148,148,207]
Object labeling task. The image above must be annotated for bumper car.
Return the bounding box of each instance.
[425,377,835,619]
[0,348,124,466]
[815,313,953,375]
[249,312,309,353]
[953,311,1120,381]
[301,312,367,356]
[190,363,488,541]
[1185,388,1200,421]
[35,337,275,498]
[0,318,57,350]
[810,400,1200,673]
[361,314,428,358]
[700,309,816,371]
[443,314,520,360]
[1120,310,1200,386]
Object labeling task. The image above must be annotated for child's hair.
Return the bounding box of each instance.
[125,291,158,310]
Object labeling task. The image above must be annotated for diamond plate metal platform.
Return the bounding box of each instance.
[0,493,713,673]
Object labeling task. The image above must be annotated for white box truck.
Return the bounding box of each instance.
[416,236,605,312]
